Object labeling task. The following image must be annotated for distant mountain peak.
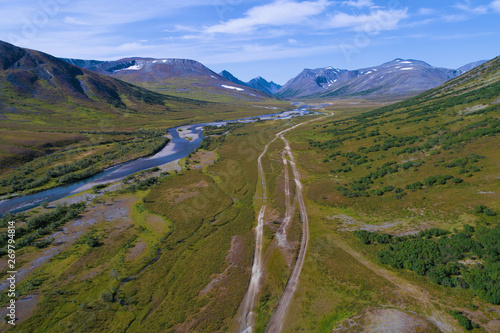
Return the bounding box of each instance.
[0,40,192,122]
[60,58,271,102]
[219,70,248,87]
[457,60,488,74]
[219,70,282,95]
[275,58,476,100]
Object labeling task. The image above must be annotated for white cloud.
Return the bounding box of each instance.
[204,0,330,34]
[343,0,373,8]
[418,8,437,16]
[443,14,468,22]
[169,25,201,33]
[198,42,345,65]
[180,34,204,40]
[492,0,500,12]
[453,2,488,15]
[328,9,408,32]
[432,32,494,40]
[63,17,90,26]
[118,42,144,51]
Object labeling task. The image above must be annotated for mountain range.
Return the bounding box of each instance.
[61,56,487,102]
[61,57,271,102]
[0,40,276,133]
[0,38,490,114]
[275,58,487,100]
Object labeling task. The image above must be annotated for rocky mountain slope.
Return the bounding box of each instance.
[220,70,282,95]
[62,58,271,102]
[0,41,204,129]
[276,58,486,100]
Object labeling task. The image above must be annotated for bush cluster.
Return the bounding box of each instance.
[0,203,86,252]
[355,225,500,304]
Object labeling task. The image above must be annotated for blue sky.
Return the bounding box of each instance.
[1,0,499,84]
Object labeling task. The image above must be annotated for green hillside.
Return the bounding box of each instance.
[0,41,289,191]
[296,56,499,218]
[277,56,500,331]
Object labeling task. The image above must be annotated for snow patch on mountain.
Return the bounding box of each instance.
[221,85,244,91]
[114,62,143,72]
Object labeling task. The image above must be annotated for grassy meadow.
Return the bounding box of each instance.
[0,119,305,332]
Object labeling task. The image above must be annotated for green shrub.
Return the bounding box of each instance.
[423,175,454,187]
[484,208,497,216]
[358,225,500,305]
[86,236,100,248]
[100,291,114,303]
[475,205,487,214]
[449,310,479,330]
[34,237,54,249]
[406,181,423,191]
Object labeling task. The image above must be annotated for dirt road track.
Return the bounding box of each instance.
[264,109,461,333]
[264,134,310,333]
[238,112,331,333]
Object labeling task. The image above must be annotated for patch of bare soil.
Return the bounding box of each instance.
[188,150,217,169]
[364,309,440,333]
[162,180,209,204]
[174,191,199,204]
[331,214,404,232]
[334,309,440,333]
[0,294,40,331]
[145,214,166,234]
[198,236,244,296]
[330,214,431,236]
[77,265,106,282]
[265,208,281,228]
[227,235,244,265]
[483,319,500,333]
[125,240,147,262]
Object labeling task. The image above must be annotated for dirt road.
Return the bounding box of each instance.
[237,110,461,333]
[238,112,331,333]
[264,134,309,333]
[237,126,278,333]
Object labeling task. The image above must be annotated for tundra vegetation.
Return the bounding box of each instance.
[0,58,499,332]
[274,58,500,331]
[0,120,297,332]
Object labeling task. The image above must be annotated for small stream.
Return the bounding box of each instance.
[0,108,313,215]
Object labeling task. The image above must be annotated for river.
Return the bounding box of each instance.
[0,108,313,215]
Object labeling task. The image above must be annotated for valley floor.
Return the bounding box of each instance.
[1,100,499,332]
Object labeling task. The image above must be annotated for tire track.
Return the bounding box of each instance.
[276,152,294,248]
[237,112,331,333]
[264,134,309,333]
